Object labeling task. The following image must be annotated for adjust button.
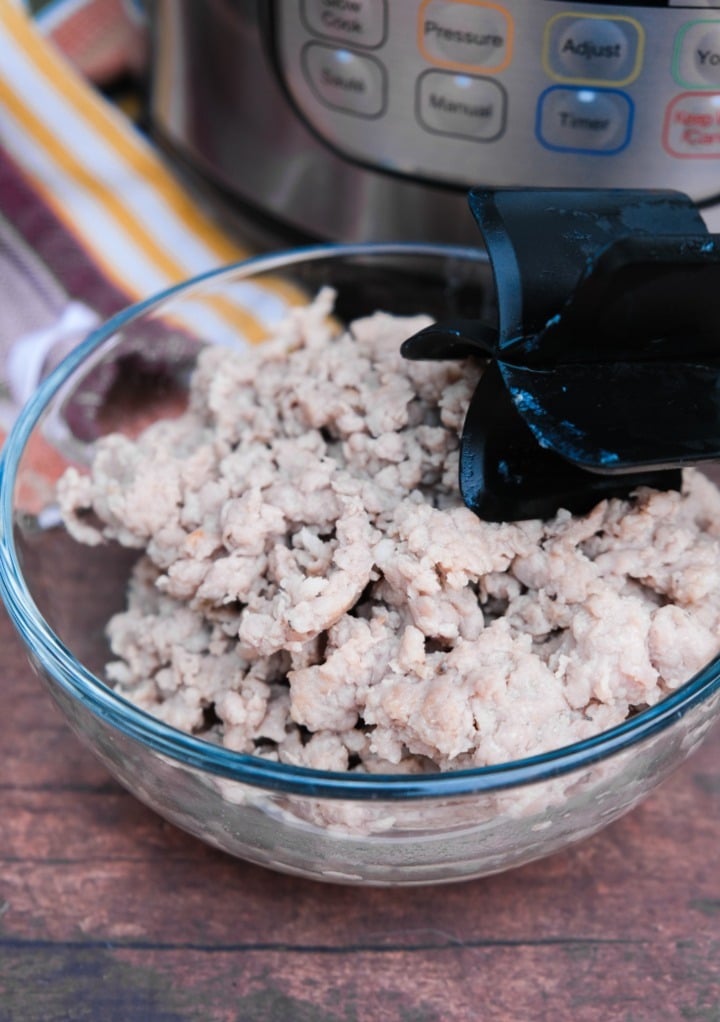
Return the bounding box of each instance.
[417,70,507,141]
[418,0,513,73]
[301,43,387,117]
[544,14,643,86]
[536,86,633,154]
[301,0,387,49]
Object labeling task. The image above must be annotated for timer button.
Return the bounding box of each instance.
[301,0,387,49]
[418,0,513,73]
[301,43,387,117]
[537,86,634,154]
[674,21,720,89]
[544,14,644,86]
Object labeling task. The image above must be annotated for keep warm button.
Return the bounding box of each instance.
[663,93,720,157]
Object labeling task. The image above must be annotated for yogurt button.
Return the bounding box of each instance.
[674,21,720,88]
[694,29,720,85]
[690,30,720,85]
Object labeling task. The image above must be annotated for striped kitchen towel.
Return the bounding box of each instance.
[0,0,295,436]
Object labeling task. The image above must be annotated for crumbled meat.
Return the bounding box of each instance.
[57,289,720,773]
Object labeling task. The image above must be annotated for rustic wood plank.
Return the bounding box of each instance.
[1,761,720,946]
[2,595,720,1020]
[1,942,719,1022]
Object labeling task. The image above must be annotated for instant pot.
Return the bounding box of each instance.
[146,0,720,245]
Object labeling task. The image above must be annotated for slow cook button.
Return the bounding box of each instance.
[536,86,633,154]
[302,43,387,117]
[544,14,643,86]
[418,0,513,73]
[301,0,387,49]
[417,70,507,141]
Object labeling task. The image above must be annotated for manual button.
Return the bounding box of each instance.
[301,0,387,49]
[544,13,643,86]
[302,43,387,117]
[417,70,507,141]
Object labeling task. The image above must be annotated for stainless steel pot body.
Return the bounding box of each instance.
[147,0,720,244]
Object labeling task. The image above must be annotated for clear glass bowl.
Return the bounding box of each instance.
[2,243,720,886]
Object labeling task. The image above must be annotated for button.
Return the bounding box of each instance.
[301,0,387,49]
[301,43,387,117]
[543,14,643,86]
[674,20,720,89]
[417,70,506,141]
[536,86,633,154]
[663,92,720,157]
[418,0,513,73]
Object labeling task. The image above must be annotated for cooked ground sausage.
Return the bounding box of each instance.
[57,291,720,773]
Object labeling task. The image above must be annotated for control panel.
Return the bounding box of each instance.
[272,1,720,202]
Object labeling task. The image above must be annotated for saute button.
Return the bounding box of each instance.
[302,43,387,117]
[417,70,507,141]
[537,86,633,153]
[301,0,387,49]
[418,0,513,73]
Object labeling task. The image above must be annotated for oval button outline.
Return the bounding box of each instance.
[542,12,645,88]
[535,85,635,155]
[417,0,514,74]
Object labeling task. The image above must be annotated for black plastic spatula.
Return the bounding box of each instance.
[402,187,720,521]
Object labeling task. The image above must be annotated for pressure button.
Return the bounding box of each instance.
[419,0,513,73]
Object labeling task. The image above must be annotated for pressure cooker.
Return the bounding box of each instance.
[146,0,720,245]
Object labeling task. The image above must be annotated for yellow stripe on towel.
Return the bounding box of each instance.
[0,2,246,284]
[0,2,315,347]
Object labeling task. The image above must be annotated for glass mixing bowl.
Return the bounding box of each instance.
[2,243,720,886]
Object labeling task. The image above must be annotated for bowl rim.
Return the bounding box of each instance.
[2,239,720,801]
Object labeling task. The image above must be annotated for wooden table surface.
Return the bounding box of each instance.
[2,594,720,1022]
